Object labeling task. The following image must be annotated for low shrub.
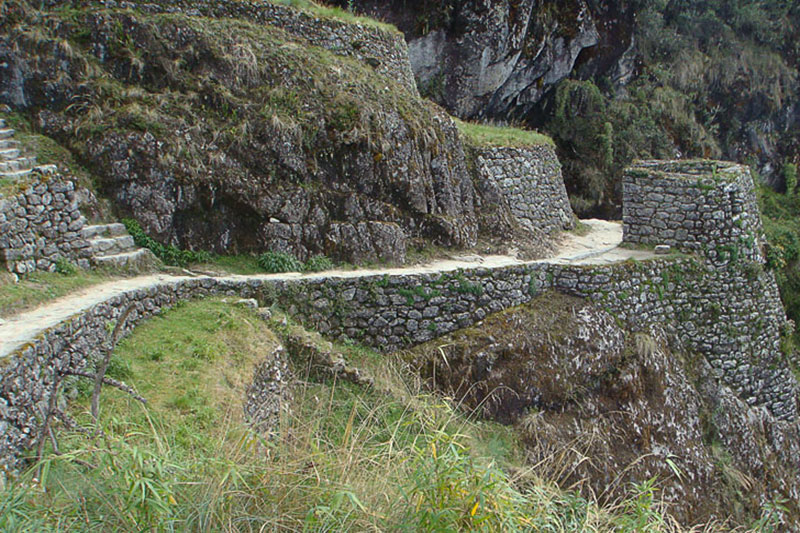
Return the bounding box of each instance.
[304,254,335,272]
[258,250,304,273]
[54,257,77,275]
[122,219,211,266]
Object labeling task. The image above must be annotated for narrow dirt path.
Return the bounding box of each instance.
[0,219,650,358]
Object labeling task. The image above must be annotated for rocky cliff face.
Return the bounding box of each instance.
[410,292,800,528]
[0,1,483,263]
[340,0,634,120]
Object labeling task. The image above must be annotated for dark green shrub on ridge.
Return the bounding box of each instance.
[122,219,211,266]
[258,250,304,273]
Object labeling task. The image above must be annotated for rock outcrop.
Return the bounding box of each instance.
[339,0,635,120]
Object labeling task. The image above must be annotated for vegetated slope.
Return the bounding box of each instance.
[0,0,482,264]
[337,0,800,218]
[0,297,721,531]
[409,292,800,529]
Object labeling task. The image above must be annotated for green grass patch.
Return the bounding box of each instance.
[123,218,210,266]
[270,0,400,34]
[0,269,117,318]
[456,118,554,148]
[191,254,263,275]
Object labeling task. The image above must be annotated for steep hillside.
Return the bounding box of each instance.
[410,292,800,528]
[1,0,484,263]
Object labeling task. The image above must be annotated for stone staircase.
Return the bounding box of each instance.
[81,222,158,270]
[0,119,37,180]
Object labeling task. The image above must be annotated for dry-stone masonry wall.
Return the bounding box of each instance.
[623,160,764,264]
[62,0,419,94]
[0,171,91,273]
[474,145,575,236]
[3,251,798,471]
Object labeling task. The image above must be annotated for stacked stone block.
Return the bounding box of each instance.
[475,145,575,236]
[0,172,92,273]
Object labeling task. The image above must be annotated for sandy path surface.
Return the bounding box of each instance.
[0,219,652,358]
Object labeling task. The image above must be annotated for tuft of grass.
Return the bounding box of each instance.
[123,218,210,266]
[456,118,555,148]
[303,254,335,272]
[258,250,304,273]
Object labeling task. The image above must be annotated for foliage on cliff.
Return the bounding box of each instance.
[539,0,799,216]
[338,0,800,218]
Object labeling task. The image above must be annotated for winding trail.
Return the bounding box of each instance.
[0,219,652,358]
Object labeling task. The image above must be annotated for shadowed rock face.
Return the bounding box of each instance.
[0,4,480,263]
[336,0,635,120]
[409,292,800,528]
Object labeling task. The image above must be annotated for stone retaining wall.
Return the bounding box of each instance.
[623,160,764,264]
[3,252,798,472]
[0,173,91,274]
[474,145,575,236]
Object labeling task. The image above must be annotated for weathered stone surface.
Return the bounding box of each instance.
[623,160,764,265]
[338,0,634,120]
[2,1,483,264]
[473,145,574,238]
[244,345,292,433]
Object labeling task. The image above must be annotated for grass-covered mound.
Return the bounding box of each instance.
[456,119,554,149]
[0,298,709,531]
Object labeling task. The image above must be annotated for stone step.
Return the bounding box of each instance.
[33,164,56,175]
[82,223,128,240]
[0,157,35,173]
[89,235,136,256]
[0,168,33,179]
[0,128,14,140]
[92,248,158,270]
[0,139,19,150]
[0,148,21,160]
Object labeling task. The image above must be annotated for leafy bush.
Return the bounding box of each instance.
[304,254,335,272]
[257,250,304,273]
[54,257,77,275]
[122,219,211,266]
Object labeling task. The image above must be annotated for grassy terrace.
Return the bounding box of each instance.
[0,298,694,530]
[270,0,399,33]
[456,118,555,149]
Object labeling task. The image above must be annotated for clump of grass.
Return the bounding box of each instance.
[456,118,555,148]
[303,254,335,272]
[257,250,337,273]
[258,250,304,273]
[270,0,401,34]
